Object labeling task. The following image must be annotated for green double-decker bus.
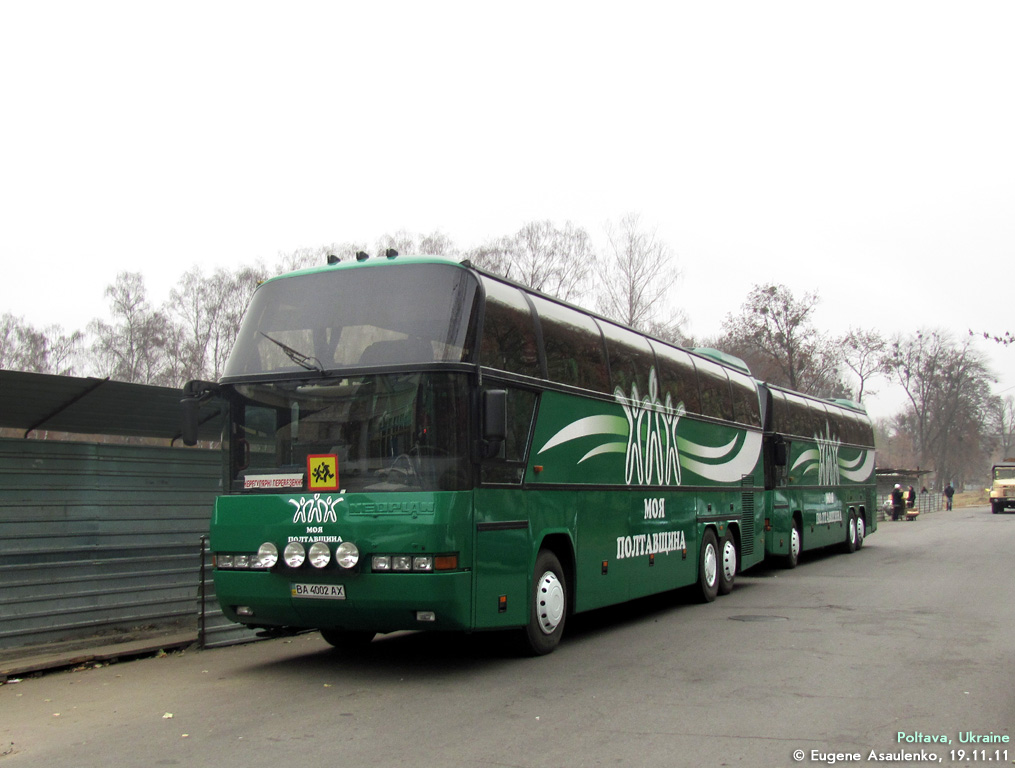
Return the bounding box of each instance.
[181,254,876,654]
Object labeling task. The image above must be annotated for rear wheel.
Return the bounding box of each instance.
[842,512,857,553]
[523,550,567,655]
[784,522,801,569]
[718,529,736,595]
[855,515,866,549]
[697,529,719,603]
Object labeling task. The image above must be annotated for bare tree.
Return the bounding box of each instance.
[376,230,419,257]
[596,214,682,333]
[1,313,82,375]
[970,329,1013,346]
[461,237,515,277]
[840,327,890,402]
[990,394,1015,460]
[169,267,218,382]
[505,220,596,301]
[89,272,173,385]
[719,283,844,396]
[374,229,458,258]
[418,230,456,257]
[889,329,996,487]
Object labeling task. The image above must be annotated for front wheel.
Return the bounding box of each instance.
[697,529,719,603]
[523,550,567,655]
[718,529,736,595]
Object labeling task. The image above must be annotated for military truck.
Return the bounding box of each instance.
[989,461,1015,514]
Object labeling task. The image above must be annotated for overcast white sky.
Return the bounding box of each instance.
[2,1,1012,419]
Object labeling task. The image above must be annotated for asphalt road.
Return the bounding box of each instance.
[2,506,1013,768]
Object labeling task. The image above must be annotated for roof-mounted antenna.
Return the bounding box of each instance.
[326,254,340,265]
[386,249,398,259]
[355,251,370,262]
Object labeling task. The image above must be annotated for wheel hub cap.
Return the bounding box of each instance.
[722,540,736,581]
[536,570,565,634]
[703,544,717,587]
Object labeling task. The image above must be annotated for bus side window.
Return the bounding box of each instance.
[650,342,701,415]
[601,321,655,397]
[781,392,811,439]
[530,296,610,393]
[727,369,762,427]
[481,387,538,484]
[479,280,542,378]
[693,356,735,422]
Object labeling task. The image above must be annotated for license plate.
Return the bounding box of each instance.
[291,583,346,600]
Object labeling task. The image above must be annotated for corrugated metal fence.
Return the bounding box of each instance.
[0,437,257,651]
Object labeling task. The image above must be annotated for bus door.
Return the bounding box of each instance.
[765,433,795,558]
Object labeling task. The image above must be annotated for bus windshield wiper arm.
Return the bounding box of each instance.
[260,333,324,373]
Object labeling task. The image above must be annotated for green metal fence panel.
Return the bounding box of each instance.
[197,536,262,648]
[0,438,222,650]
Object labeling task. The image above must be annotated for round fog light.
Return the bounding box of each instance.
[336,541,360,569]
[283,541,306,568]
[255,542,279,569]
[308,541,332,568]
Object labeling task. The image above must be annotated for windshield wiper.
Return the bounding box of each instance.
[260,333,323,373]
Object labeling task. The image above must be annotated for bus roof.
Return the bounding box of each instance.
[260,253,465,285]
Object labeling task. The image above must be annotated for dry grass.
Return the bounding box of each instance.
[954,489,989,507]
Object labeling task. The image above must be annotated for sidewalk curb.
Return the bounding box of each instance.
[0,631,198,682]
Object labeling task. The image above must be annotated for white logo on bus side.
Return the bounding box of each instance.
[644,498,665,519]
[616,530,686,560]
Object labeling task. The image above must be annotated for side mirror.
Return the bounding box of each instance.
[180,380,220,446]
[483,389,507,443]
[180,397,201,446]
[773,438,788,467]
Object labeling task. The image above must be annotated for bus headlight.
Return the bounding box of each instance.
[336,541,360,569]
[284,542,306,568]
[254,542,279,569]
[308,541,332,568]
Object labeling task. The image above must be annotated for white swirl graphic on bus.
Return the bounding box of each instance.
[791,424,874,484]
[537,368,761,485]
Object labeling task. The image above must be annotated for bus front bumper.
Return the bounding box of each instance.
[213,569,474,634]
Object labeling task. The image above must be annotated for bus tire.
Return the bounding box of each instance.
[697,529,719,603]
[718,529,736,595]
[855,514,865,549]
[784,522,801,569]
[842,512,857,554]
[523,550,567,656]
[320,629,375,649]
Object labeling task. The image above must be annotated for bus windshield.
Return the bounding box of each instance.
[228,372,472,494]
[223,263,479,379]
